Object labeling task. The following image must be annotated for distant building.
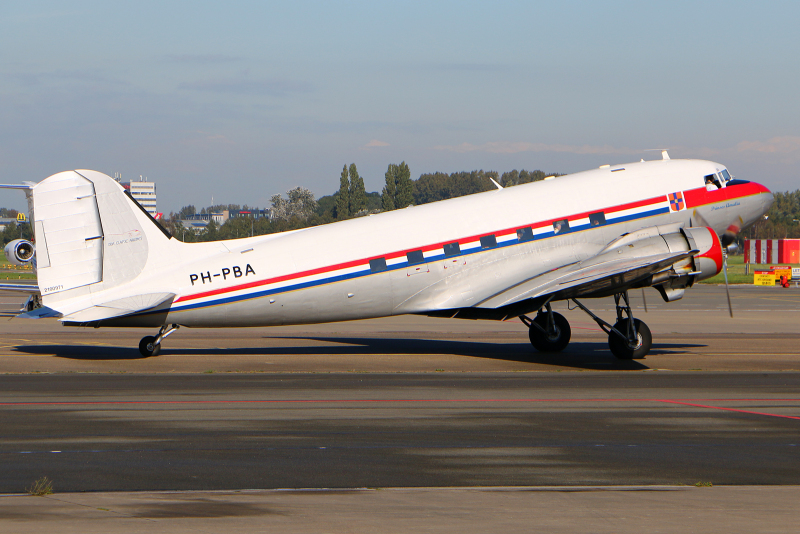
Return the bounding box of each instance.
[178,219,209,234]
[120,177,157,217]
[182,210,229,225]
[229,208,272,220]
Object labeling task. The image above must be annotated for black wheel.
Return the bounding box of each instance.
[528,312,571,352]
[139,336,161,357]
[608,318,652,359]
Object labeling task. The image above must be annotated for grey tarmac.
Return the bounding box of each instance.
[2,486,798,534]
[0,284,798,532]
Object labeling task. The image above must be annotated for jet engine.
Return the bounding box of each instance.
[4,239,35,266]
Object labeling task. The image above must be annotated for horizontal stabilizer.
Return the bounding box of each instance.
[0,184,34,190]
[16,306,60,319]
[60,292,175,323]
[0,283,40,293]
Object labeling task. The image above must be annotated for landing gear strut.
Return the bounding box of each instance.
[521,301,571,353]
[571,291,652,359]
[139,324,179,357]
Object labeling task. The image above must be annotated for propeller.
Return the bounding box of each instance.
[693,209,741,318]
[720,216,744,248]
[722,245,733,318]
[720,216,743,318]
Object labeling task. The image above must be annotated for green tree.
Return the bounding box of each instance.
[500,169,550,187]
[316,193,337,218]
[202,219,218,241]
[381,165,396,211]
[271,187,317,222]
[177,205,197,219]
[2,221,20,245]
[335,164,350,219]
[381,162,413,211]
[348,163,366,215]
[413,170,495,205]
[366,191,382,212]
[287,187,317,220]
[395,161,413,208]
[749,189,800,239]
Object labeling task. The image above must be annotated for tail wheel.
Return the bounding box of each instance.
[139,336,161,357]
[528,312,571,352]
[608,318,651,360]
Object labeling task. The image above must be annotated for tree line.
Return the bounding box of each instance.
[745,190,800,240]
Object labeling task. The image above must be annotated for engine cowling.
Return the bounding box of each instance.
[4,239,34,266]
[646,226,722,302]
[683,226,723,281]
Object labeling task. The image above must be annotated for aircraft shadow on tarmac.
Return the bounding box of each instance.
[13,337,706,370]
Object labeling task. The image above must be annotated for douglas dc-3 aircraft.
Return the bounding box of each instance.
[0,152,773,359]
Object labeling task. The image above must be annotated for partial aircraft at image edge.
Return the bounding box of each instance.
[0,151,774,359]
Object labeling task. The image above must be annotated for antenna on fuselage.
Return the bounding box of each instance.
[642,148,673,160]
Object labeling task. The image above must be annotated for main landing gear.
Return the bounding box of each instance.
[520,302,571,352]
[520,291,653,360]
[139,324,180,357]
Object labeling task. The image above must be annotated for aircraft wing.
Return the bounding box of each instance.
[475,249,694,309]
[0,283,40,293]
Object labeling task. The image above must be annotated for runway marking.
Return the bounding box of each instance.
[657,400,800,420]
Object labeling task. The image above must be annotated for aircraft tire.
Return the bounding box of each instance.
[139,336,161,357]
[608,319,651,360]
[528,312,571,352]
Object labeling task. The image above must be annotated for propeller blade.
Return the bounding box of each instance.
[722,250,733,318]
[721,216,744,248]
[641,288,648,313]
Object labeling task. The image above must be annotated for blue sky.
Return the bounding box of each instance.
[1,1,798,213]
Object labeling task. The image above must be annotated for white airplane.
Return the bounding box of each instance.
[0,152,773,359]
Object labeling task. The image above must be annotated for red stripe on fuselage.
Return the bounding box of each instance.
[683,181,770,210]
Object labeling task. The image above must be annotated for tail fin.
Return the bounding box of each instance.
[32,170,173,309]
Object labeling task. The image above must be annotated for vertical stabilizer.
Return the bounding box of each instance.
[32,170,173,310]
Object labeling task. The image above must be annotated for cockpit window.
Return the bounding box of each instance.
[704,174,721,189]
[721,169,732,182]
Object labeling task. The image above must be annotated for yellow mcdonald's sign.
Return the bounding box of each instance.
[16,213,26,222]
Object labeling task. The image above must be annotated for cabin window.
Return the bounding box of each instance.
[369,258,387,273]
[480,235,497,249]
[589,212,606,227]
[443,242,461,257]
[407,250,424,265]
[517,227,533,242]
[552,219,570,235]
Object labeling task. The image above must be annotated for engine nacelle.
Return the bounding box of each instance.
[683,226,723,281]
[4,239,35,266]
